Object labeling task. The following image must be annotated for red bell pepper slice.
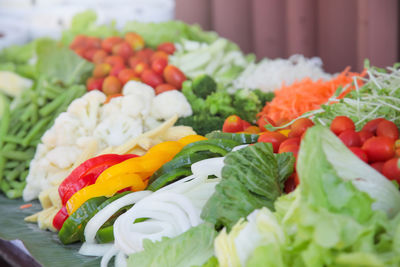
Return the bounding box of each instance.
[53,154,137,230]
[59,154,136,205]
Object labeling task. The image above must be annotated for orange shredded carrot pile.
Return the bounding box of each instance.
[257,67,364,124]
[19,203,33,209]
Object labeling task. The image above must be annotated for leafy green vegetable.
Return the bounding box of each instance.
[0,195,99,267]
[127,223,217,267]
[214,126,400,267]
[35,39,93,85]
[201,142,295,230]
[176,115,225,136]
[311,65,400,130]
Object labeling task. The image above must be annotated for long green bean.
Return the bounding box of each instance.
[39,91,68,117]
[22,117,51,147]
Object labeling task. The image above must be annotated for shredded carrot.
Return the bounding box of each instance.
[19,203,33,209]
[257,67,365,126]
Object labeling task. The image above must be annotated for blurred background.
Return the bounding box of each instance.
[0,0,398,73]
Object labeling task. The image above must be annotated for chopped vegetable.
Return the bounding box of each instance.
[258,68,363,125]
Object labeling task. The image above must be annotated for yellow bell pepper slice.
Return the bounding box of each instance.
[178,135,207,146]
[66,173,145,215]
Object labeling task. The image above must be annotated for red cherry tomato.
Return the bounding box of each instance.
[279,137,300,151]
[109,64,125,77]
[157,42,176,55]
[330,116,355,135]
[376,120,399,140]
[382,158,400,183]
[278,144,299,157]
[358,130,373,144]
[338,130,362,147]
[152,57,168,75]
[155,84,177,95]
[289,118,314,138]
[163,65,186,89]
[362,118,385,135]
[284,174,297,193]
[242,120,251,130]
[362,136,395,162]
[348,147,368,163]
[257,115,276,131]
[371,161,385,173]
[223,115,244,133]
[258,132,287,153]
[141,69,164,88]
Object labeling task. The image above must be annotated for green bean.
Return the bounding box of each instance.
[2,143,17,152]
[10,180,26,189]
[5,163,26,181]
[0,96,10,148]
[20,170,29,180]
[6,188,23,199]
[3,136,24,145]
[0,156,5,184]
[22,117,51,147]
[39,91,68,117]
[0,180,10,193]
[0,150,34,161]
[20,105,34,122]
[16,122,32,139]
[31,104,39,124]
[5,161,19,169]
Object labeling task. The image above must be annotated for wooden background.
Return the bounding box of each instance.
[175,0,399,73]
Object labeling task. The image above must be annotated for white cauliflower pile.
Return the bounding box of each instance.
[231,54,332,93]
[23,81,192,201]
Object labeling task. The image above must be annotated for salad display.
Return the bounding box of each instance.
[1,10,400,267]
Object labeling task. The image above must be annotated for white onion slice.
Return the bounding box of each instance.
[79,242,113,257]
[100,245,118,267]
[84,191,152,244]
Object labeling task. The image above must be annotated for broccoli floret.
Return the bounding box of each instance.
[192,74,217,99]
[181,80,206,113]
[205,91,236,117]
[252,89,274,106]
[176,115,225,135]
[232,89,268,122]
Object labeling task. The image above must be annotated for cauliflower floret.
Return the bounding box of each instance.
[93,114,143,147]
[122,81,155,116]
[42,113,82,147]
[45,146,82,169]
[151,90,192,120]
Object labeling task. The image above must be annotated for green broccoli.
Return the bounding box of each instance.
[232,89,274,123]
[205,91,236,117]
[192,74,217,99]
[181,80,206,114]
[252,89,274,106]
[176,115,225,136]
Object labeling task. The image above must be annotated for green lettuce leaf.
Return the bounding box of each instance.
[35,39,93,86]
[201,143,295,230]
[127,223,217,267]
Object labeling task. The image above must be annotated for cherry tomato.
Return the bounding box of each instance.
[86,77,104,91]
[151,51,169,64]
[133,62,150,76]
[85,37,102,49]
[141,69,164,88]
[104,55,125,67]
[257,115,276,131]
[83,48,100,61]
[157,42,176,55]
[382,158,400,183]
[118,69,139,84]
[102,76,122,95]
[376,120,399,140]
[289,118,314,138]
[124,32,145,51]
[70,35,87,50]
[163,65,186,89]
[151,57,168,75]
[135,48,154,64]
[358,130,373,144]
[222,115,244,133]
[361,118,385,135]
[278,144,299,157]
[284,173,299,193]
[330,116,355,135]
[242,121,251,130]
[109,64,126,77]
[92,50,108,64]
[362,136,395,162]
[371,161,385,173]
[101,36,123,53]
[243,126,261,134]
[279,137,300,151]
[155,84,176,95]
[104,93,123,104]
[111,41,134,60]
[338,129,362,147]
[348,147,368,163]
[258,132,287,153]
[92,63,111,78]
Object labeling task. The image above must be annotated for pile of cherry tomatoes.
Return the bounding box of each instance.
[223,115,400,189]
[69,33,187,96]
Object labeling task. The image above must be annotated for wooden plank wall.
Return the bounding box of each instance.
[175,0,399,73]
